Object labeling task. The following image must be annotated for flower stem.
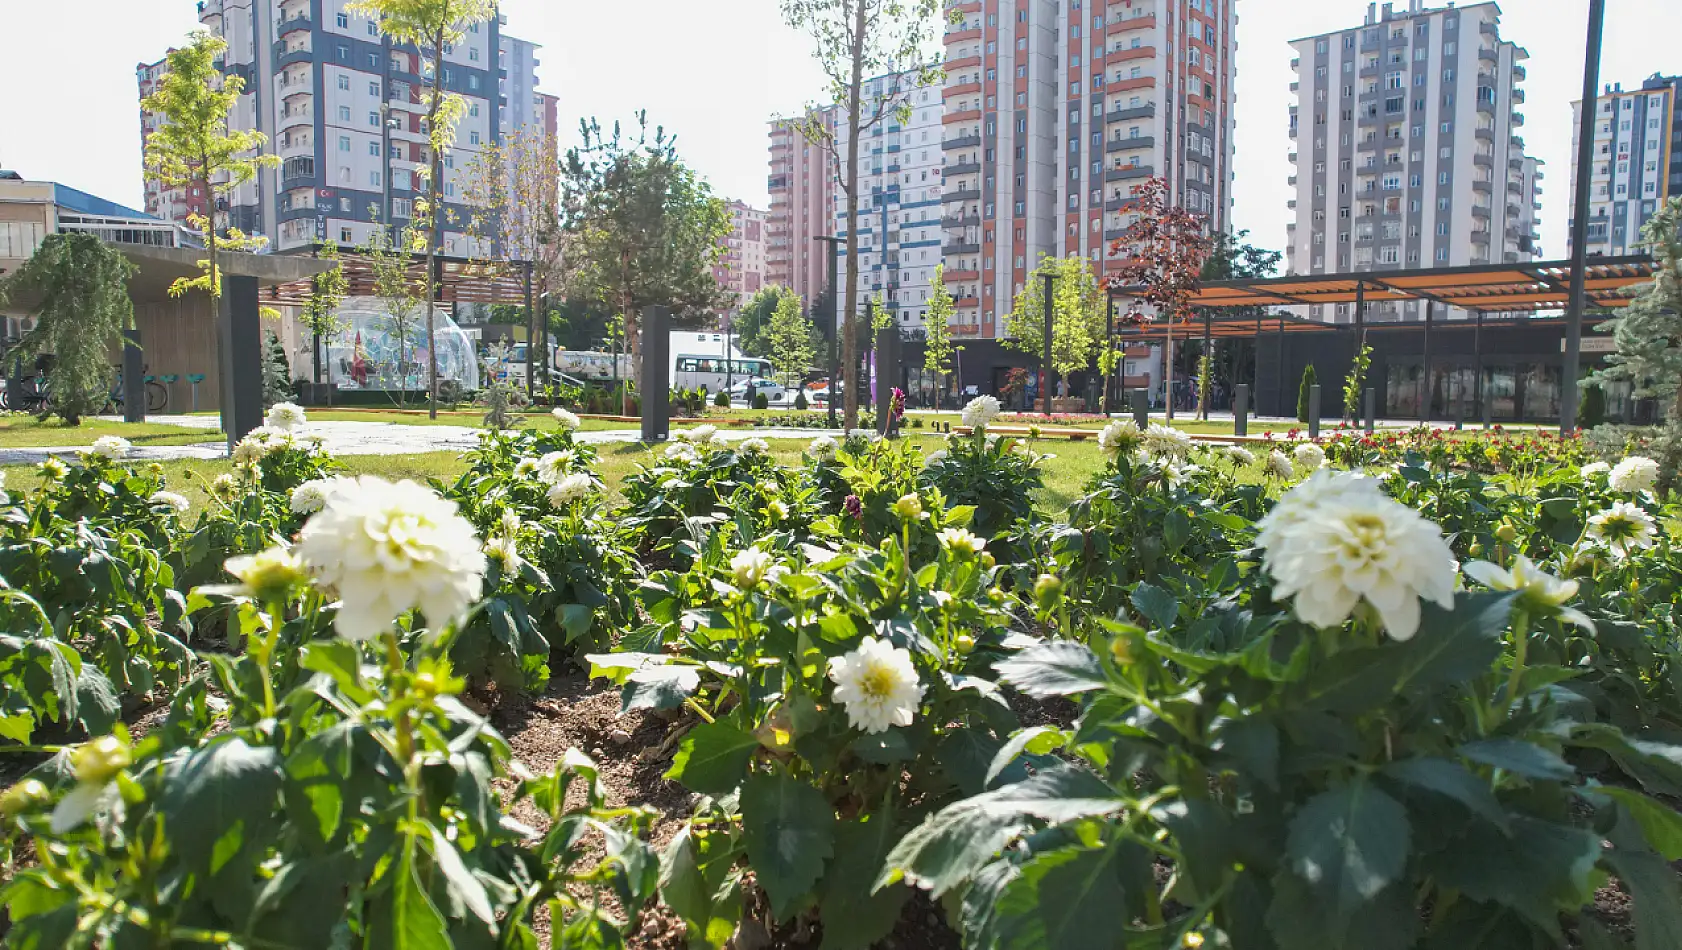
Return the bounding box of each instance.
[1502,610,1531,721]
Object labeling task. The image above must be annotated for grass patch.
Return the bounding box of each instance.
[0,417,222,449]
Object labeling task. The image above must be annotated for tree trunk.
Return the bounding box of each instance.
[424,25,446,420]
[840,0,866,431]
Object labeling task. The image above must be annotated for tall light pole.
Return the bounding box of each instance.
[1561,0,1606,435]
[814,235,844,426]
[1041,271,1056,415]
[723,309,735,398]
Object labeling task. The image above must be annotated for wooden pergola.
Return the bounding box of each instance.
[261,246,535,308]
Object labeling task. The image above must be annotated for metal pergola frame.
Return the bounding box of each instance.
[261,245,533,308]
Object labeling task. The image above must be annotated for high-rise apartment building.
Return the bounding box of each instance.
[715,199,769,306]
[1569,74,1682,257]
[141,0,550,256]
[1284,1,1543,323]
[766,109,837,307]
[939,0,1237,341]
[833,73,947,334]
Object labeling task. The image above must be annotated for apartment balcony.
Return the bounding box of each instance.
[1511,112,1525,127]
[1513,64,1527,82]
[943,242,981,255]
[942,133,981,150]
[1106,103,1156,123]
[273,40,313,70]
[1472,179,1494,194]
[1471,230,1491,244]
[1105,45,1155,64]
[278,104,312,134]
[1104,195,1139,212]
[946,159,981,176]
[942,213,980,228]
[943,109,982,125]
[1474,127,1494,143]
[1508,156,1524,171]
[1478,47,1497,63]
[278,75,312,99]
[945,27,982,43]
[1512,87,1526,104]
[1476,99,1495,116]
[1507,203,1523,217]
[1507,180,1523,195]
[944,82,982,99]
[277,13,310,36]
[1107,135,1155,153]
[942,188,982,203]
[1359,62,1381,78]
[278,135,313,159]
[1473,153,1494,168]
[1106,165,1154,182]
[943,270,980,282]
[1107,14,1156,34]
[944,55,981,72]
[1108,76,1157,92]
[1104,228,1128,242]
[1470,203,1492,219]
[1479,20,1497,36]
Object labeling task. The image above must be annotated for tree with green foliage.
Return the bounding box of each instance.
[1343,343,1373,423]
[1003,256,1105,409]
[1592,196,1682,493]
[1579,383,1606,430]
[262,330,292,407]
[0,234,136,425]
[141,31,278,300]
[1298,364,1318,424]
[1194,230,1282,419]
[922,265,956,409]
[781,0,946,429]
[301,243,348,386]
[361,226,427,403]
[348,0,495,418]
[561,112,731,413]
[766,291,815,388]
[734,286,792,358]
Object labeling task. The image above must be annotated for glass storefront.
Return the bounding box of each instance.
[1382,359,1562,422]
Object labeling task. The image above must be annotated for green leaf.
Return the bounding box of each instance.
[72,666,120,737]
[622,664,701,712]
[1382,757,1510,832]
[1427,814,1600,936]
[740,772,836,921]
[383,845,452,950]
[819,811,909,950]
[991,845,1126,950]
[1284,779,1410,927]
[1130,582,1178,630]
[1457,738,1575,781]
[1602,847,1682,950]
[1211,719,1279,791]
[1390,591,1515,691]
[158,737,282,874]
[1601,787,1682,861]
[659,826,744,949]
[986,726,1068,787]
[665,720,758,796]
[427,824,495,926]
[994,641,1107,698]
[849,728,915,765]
[557,603,594,640]
[1266,872,1418,950]
[880,766,1123,899]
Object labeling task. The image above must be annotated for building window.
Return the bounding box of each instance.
[369,112,379,127]
[370,171,382,187]
[339,136,351,152]
[368,141,379,156]
[336,13,348,27]
[338,106,351,122]
[337,75,350,90]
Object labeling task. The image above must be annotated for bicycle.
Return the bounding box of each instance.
[105,366,169,415]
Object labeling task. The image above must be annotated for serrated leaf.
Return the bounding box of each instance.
[1601,787,1682,861]
[158,737,282,874]
[740,772,835,921]
[1130,582,1178,630]
[1602,847,1682,950]
[1427,814,1599,937]
[1458,738,1575,781]
[991,845,1125,950]
[1390,591,1515,691]
[665,720,758,796]
[1382,757,1510,832]
[819,810,908,950]
[427,823,495,926]
[994,641,1107,698]
[622,664,701,712]
[1284,779,1410,927]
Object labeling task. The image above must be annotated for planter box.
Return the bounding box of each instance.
[297,382,338,406]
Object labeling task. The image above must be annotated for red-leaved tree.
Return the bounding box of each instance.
[1109,177,1214,422]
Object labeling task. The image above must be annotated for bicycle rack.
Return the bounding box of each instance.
[161,375,179,414]
[188,374,206,413]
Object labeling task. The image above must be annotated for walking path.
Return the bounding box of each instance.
[0,416,856,466]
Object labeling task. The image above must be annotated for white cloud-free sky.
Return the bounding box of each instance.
[1,0,1677,262]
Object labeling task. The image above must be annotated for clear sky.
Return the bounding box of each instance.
[2,0,1678,264]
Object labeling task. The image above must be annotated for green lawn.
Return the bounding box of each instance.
[0,417,222,450]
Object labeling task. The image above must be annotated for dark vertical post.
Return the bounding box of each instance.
[1473,309,1485,427]
[218,275,264,452]
[1421,299,1434,422]
[1275,316,1286,417]
[1200,309,1212,420]
[724,312,735,397]
[122,327,144,423]
[817,236,841,426]
[1561,0,1606,434]
[1041,272,1055,414]
[1308,384,1322,440]
[1352,282,1366,423]
[1233,383,1249,437]
[523,260,535,400]
[1363,388,1375,434]
[640,306,670,443]
[875,323,899,438]
[1130,387,1149,431]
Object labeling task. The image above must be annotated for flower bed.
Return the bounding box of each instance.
[1,398,1679,948]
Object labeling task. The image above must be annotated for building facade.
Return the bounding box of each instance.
[715,199,769,307]
[1284,1,1543,323]
[766,109,838,308]
[141,0,549,256]
[939,0,1237,342]
[1569,74,1682,257]
[831,73,947,336]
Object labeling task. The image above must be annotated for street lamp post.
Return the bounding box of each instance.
[724,311,734,400]
[814,235,844,426]
[1562,0,1606,435]
[1040,272,1055,415]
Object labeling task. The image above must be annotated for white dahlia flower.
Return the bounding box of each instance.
[961,395,1002,430]
[289,478,339,516]
[827,636,924,734]
[684,424,720,445]
[1143,424,1194,460]
[1267,449,1296,481]
[808,435,839,460]
[148,491,190,515]
[264,402,307,431]
[936,527,986,558]
[1584,502,1658,560]
[663,441,701,464]
[1257,470,1457,641]
[1609,456,1659,494]
[1579,461,1611,480]
[550,407,582,431]
[546,472,596,507]
[536,449,577,484]
[295,477,486,641]
[512,457,541,479]
[739,437,770,454]
[1225,445,1257,466]
[730,547,775,589]
[1463,554,1589,628]
[90,436,131,461]
[1097,419,1142,460]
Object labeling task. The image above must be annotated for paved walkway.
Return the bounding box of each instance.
[0,417,855,466]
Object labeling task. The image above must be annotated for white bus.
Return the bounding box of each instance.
[672,354,773,393]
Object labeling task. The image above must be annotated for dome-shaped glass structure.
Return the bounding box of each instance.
[322,297,479,392]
